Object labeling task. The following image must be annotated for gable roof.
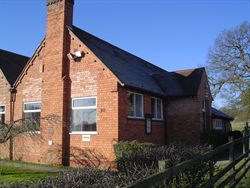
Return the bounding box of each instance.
[0,49,29,86]
[212,107,234,121]
[151,68,205,97]
[69,26,166,95]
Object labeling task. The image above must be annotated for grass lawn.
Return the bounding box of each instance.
[0,165,56,185]
[237,170,250,188]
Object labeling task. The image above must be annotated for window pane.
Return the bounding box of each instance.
[0,106,5,113]
[0,114,5,124]
[127,93,134,116]
[157,99,162,119]
[135,94,143,117]
[73,98,96,108]
[23,112,40,130]
[151,98,156,118]
[24,102,41,111]
[71,109,96,132]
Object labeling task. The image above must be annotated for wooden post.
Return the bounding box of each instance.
[158,160,168,171]
[229,136,234,162]
[243,131,246,154]
[158,160,170,187]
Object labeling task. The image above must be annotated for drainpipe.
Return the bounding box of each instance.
[164,98,168,145]
[9,87,17,160]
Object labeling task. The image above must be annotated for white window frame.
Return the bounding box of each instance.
[70,96,98,134]
[215,119,223,130]
[0,105,6,114]
[23,101,41,113]
[0,105,6,124]
[23,101,41,134]
[151,97,163,120]
[127,92,144,119]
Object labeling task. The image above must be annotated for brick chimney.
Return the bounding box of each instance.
[41,0,74,166]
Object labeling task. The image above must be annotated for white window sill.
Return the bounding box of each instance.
[127,116,145,120]
[22,131,41,135]
[152,118,164,121]
[215,128,223,130]
[70,131,98,135]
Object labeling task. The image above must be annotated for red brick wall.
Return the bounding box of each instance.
[0,72,10,158]
[68,34,119,167]
[166,72,212,145]
[118,86,166,145]
[11,46,45,163]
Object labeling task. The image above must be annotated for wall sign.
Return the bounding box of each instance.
[82,135,91,142]
[145,114,152,134]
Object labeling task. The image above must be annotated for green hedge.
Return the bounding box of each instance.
[114,140,155,159]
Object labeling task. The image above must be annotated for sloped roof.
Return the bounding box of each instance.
[212,107,234,121]
[152,68,205,96]
[0,49,29,86]
[69,26,166,95]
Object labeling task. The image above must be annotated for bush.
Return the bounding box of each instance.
[117,142,215,187]
[2,167,153,188]
[114,140,155,159]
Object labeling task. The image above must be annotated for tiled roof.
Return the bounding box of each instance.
[152,68,205,96]
[0,49,29,86]
[212,107,234,121]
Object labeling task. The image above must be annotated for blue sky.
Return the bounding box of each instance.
[0,0,249,71]
[0,0,249,106]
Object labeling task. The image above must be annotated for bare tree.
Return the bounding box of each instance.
[207,22,250,99]
[0,115,58,144]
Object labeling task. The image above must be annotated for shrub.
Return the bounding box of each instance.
[117,142,215,187]
[2,167,153,188]
[114,140,155,160]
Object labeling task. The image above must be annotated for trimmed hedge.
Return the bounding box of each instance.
[114,140,155,159]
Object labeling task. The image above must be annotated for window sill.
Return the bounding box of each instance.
[22,131,41,135]
[70,131,98,135]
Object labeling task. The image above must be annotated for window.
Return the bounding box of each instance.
[71,97,97,133]
[0,105,6,124]
[23,102,41,130]
[151,98,163,120]
[215,119,223,130]
[127,92,144,118]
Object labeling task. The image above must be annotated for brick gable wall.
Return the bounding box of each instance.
[0,72,10,158]
[68,34,119,167]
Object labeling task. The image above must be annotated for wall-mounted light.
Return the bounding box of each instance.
[67,51,83,61]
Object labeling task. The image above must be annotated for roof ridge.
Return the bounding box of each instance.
[172,67,205,73]
[0,48,30,59]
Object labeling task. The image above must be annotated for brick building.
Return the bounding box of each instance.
[211,107,234,133]
[0,0,212,167]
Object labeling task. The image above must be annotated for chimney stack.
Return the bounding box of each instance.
[41,0,74,166]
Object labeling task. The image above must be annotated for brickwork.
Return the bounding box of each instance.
[12,46,45,163]
[0,72,10,158]
[68,34,119,167]
[118,86,166,145]
[166,72,212,145]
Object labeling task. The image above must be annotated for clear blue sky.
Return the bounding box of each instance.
[0,0,249,72]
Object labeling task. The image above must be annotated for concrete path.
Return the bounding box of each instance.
[0,160,65,172]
